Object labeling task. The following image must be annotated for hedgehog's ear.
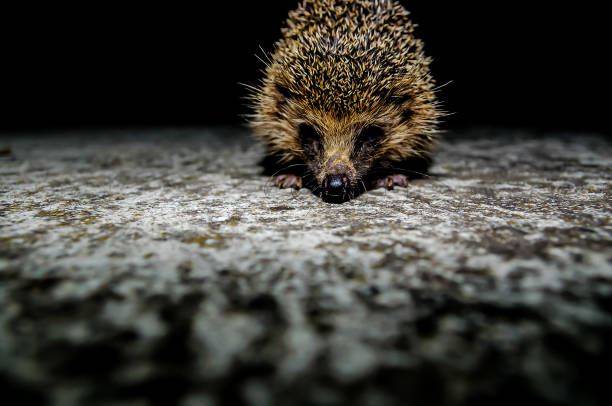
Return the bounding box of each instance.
[270,83,293,118]
[392,93,414,122]
[274,83,293,105]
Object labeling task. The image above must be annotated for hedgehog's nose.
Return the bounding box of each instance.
[327,174,345,189]
[322,174,350,202]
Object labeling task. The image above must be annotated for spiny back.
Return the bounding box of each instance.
[272,0,431,114]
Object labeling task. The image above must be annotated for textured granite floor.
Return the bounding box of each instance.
[1,128,611,406]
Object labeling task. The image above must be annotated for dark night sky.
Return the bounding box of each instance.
[0,2,608,133]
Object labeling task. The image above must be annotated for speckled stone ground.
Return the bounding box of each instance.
[1,128,611,406]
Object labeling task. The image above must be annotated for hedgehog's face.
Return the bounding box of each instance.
[271,88,426,203]
[294,118,387,203]
[252,73,436,203]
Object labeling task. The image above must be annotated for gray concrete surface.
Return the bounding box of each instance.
[1,128,611,406]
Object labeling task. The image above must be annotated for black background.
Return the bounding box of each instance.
[0,2,608,133]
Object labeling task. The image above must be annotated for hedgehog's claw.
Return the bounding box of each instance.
[373,174,410,190]
[272,174,302,189]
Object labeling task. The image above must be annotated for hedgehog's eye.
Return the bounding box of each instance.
[298,124,321,154]
[357,125,385,147]
[298,123,318,142]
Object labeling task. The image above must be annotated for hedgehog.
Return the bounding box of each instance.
[249,0,441,203]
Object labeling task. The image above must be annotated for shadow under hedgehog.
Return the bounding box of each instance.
[249,0,441,203]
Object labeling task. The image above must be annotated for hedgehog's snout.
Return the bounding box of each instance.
[321,173,351,203]
[319,154,355,202]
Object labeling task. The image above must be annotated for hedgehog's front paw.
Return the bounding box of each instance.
[372,174,409,190]
[272,174,302,189]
